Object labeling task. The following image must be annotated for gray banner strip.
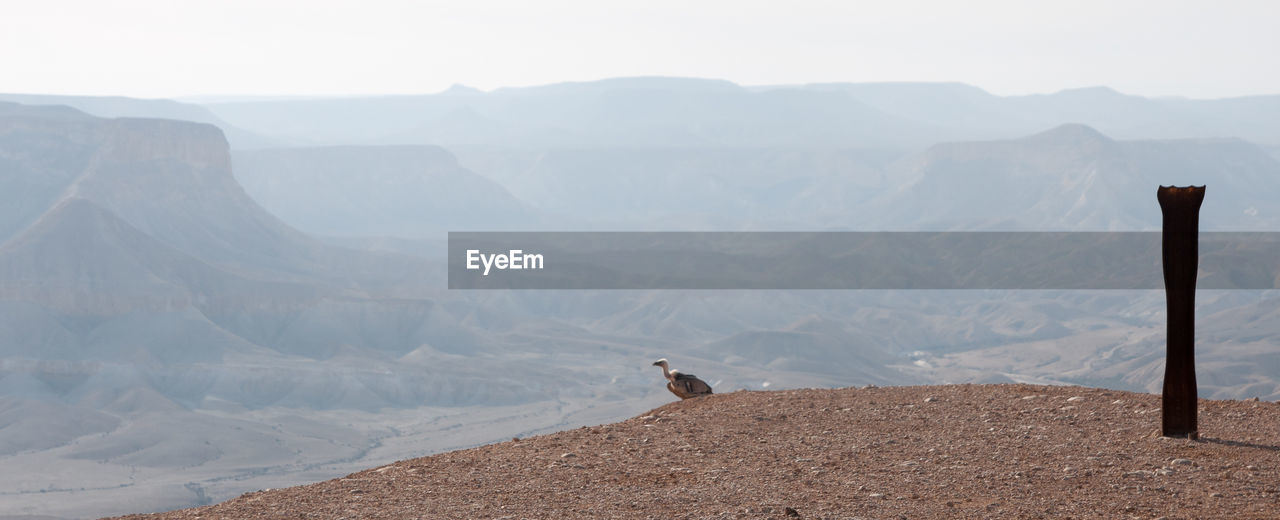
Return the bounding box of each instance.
[447,232,1280,290]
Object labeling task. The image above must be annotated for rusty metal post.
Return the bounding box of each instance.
[1157,185,1204,439]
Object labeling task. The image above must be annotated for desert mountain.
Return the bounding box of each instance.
[0,196,318,319]
[0,93,280,149]
[192,79,1280,233]
[231,145,550,238]
[199,78,1280,150]
[202,77,948,148]
[868,124,1280,230]
[0,101,428,286]
[443,125,1280,233]
[803,82,1280,146]
[448,146,893,230]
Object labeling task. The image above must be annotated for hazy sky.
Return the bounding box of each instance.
[2,0,1277,99]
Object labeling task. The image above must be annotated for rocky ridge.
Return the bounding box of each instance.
[114,384,1280,519]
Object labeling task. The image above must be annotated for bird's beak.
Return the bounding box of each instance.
[651,361,661,366]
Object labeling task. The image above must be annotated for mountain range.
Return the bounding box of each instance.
[193,78,1280,148]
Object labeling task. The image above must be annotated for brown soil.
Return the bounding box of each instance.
[112,384,1280,519]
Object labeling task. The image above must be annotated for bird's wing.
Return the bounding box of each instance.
[675,373,713,395]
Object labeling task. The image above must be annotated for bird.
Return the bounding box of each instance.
[652,358,713,399]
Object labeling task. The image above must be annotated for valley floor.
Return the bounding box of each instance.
[0,396,655,520]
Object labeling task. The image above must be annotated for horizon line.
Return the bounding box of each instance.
[3,76,1278,104]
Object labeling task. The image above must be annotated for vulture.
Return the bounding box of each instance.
[652,358,713,399]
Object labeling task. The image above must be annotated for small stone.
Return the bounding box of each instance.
[869,493,885,498]
[1171,458,1192,465]
[924,396,938,402]
[784,507,800,517]
[1067,396,1085,402]
[1210,492,1224,498]
[561,452,577,458]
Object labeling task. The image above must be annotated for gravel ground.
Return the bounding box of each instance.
[112,384,1280,519]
